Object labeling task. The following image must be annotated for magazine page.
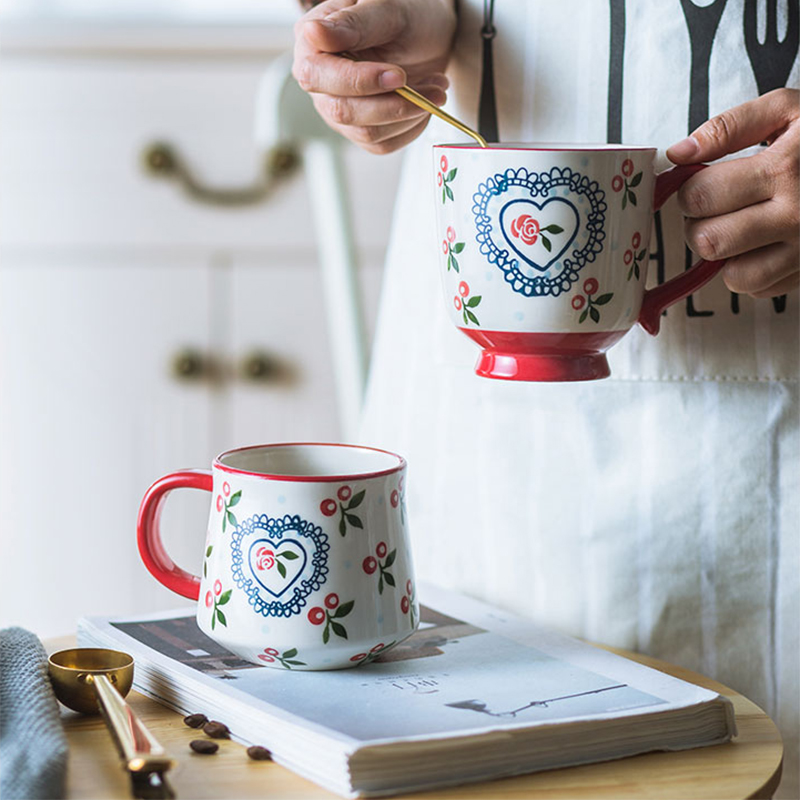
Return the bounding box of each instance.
[79,582,733,748]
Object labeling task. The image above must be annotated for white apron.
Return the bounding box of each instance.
[359,2,799,794]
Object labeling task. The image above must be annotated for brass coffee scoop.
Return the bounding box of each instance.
[49,648,175,798]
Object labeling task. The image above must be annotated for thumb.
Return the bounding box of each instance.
[666,89,798,164]
[304,0,407,54]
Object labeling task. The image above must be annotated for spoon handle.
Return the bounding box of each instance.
[90,673,174,775]
[339,51,488,147]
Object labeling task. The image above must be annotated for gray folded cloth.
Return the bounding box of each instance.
[0,628,68,800]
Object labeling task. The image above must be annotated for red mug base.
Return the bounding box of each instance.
[460,328,629,382]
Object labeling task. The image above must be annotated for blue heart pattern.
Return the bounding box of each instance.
[499,199,579,272]
[472,167,607,298]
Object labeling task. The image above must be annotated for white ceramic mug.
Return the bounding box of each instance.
[137,443,418,670]
[433,143,726,381]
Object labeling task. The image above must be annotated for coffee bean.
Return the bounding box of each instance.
[203,720,230,739]
[246,745,272,761]
[183,713,208,729]
[189,739,219,755]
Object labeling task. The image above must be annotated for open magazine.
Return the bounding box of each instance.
[78,584,735,798]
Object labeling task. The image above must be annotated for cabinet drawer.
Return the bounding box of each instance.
[0,57,402,250]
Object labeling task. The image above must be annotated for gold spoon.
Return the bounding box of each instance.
[340,51,488,147]
[49,648,175,797]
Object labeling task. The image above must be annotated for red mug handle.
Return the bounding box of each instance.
[136,469,213,600]
[637,163,726,335]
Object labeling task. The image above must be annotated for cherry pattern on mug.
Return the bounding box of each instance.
[571,278,614,324]
[205,579,232,630]
[454,281,482,327]
[390,475,406,527]
[362,541,397,594]
[443,225,465,272]
[437,154,458,203]
[349,640,396,665]
[320,485,365,537]
[400,579,417,628]
[611,158,643,210]
[203,545,213,578]
[307,593,355,644]
[625,231,646,281]
[217,482,242,533]
[258,646,307,669]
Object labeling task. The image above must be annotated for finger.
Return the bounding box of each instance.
[347,116,431,155]
[305,0,407,53]
[325,114,432,148]
[677,152,775,218]
[312,84,445,127]
[294,50,406,96]
[684,198,796,261]
[667,87,800,164]
[720,242,799,297]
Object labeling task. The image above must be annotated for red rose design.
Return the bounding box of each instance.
[458,281,469,297]
[440,155,448,172]
[205,590,213,608]
[337,486,352,502]
[350,653,367,662]
[401,596,410,614]
[583,278,599,295]
[572,295,586,310]
[254,547,275,571]
[510,214,540,246]
[376,541,388,559]
[308,607,325,625]
[263,647,279,656]
[437,172,443,186]
[370,643,385,653]
[632,232,641,249]
[454,296,463,311]
[442,239,448,254]
[258,653,275,663]
[325,593,340,609]
[216,495,224,512]
[624,249,633,265]
[622,158,634,177]
[363,556,378,575]
[214,579,222,596]
[391,489,399,508]
[406,579,413,596]
[446,226,456,243]
[223,482,231,497]
[612,175,624,192]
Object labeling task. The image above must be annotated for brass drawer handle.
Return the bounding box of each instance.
[141,142,300,207]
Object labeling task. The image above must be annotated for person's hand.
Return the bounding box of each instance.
[666,88,799,298]
[293,0,456,153]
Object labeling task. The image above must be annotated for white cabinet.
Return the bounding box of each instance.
[0,28,402,637]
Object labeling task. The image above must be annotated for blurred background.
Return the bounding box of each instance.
[0,0,403,636]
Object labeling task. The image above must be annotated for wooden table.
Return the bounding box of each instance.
[50,641,783,800]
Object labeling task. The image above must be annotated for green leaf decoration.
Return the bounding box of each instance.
[277,561,287,578]
[322,626,330,644]
[279,551,299,560]
[462,309,469,325]
[466,310,479,325]
[349,490,366,509]
[378,575,384,594]
[229,491,242,506]
[635,264,640,279]
[638,249,647,261]
[227,510,237,527]
[216,608,227,627]
[628,191,637,206]
[595,293,613,305]
[442,188,446,204]
[622,193,628,210]
[628,265,634,281]
[383,571,396,588]
[445,184,454,201]
[450,255,460,272]
[283,648,298,659]
[543,224,564,234]
[286,660,306,666]
[590,306,600,323]
[541,235,552,252]
[346,514,363,528]
[385,549,397,568]
[466,296,481,308]
[630,171,642,187]
[339,518,347,537]
[447,254,454,271]
[446,168,457,181]
[206,546,213,557]
[579,309,588,324]
[211,614,216,630]
[335,600,355,618]
[203,563,207,577]
[222,516,227,533]
[330,621,348,639]
[452,242,465,254]
[218,589,232,605]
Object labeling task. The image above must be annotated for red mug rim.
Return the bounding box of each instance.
[213,442,406,483]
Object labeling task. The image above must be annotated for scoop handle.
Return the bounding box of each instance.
[90,673,174,774]
[137,469,213,599]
